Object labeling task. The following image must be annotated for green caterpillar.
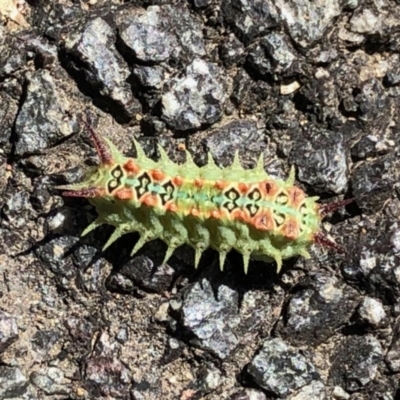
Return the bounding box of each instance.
[58,123,350,273]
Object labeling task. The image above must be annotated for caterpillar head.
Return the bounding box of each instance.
[56,123,124,199]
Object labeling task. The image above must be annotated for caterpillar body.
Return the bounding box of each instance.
[58,123,350,273]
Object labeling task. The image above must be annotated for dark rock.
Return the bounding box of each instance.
[351,153,400,214]
[290,125,349,194]
[30,176,54,213]
[177,278,240,359]
[133,66,166,90]
[386,320,400,372]
[220,33,245,68]
[112,255,175,293]
[193,0,213,8]
[107,272,135,294]
[25,36,58,69]
[343,220,400,304]
[0,311,18,353]
[161,337,184,365]
[64,17,141,119]
[231,70,277,116]
[35,236,79,278]
[201,120,267,167]
[64,316,94,344]
[116,5,205,63]
[0,80,20,163]
[31,2,84,40]
[385,64,400,86]
[328,335,384,392]
[31,330,60,356]
[2,190,36,230]
[0,27,27,78]
[14,70,78,156]
[355,79,390,123]
[221,0,280,45]
[161,59,228,130]
[247,338,319,397]
[247,32,298,79]
[117,6,179,63]
[276,272,359,346]
[293,73,340,122]
[351,135,393,160]
[72,244,97,270]
[0,366,29,399]
[133,66,167,109]
[74,247,104,293]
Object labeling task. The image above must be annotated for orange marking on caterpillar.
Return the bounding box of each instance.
[173,176,184,186]
[282,218,300,240]
[166,203,178,213]
[115,188,134,200]
[190,208,200,217]
[123,159,140,174]
[253,211,274,231]
[141,193,157,207]
[260,180,279,198]
[151,169,165,181]
[211,209,223,219]
[231,209,248,222]
[194,178,204,188]
[238,182,249,194]
[215,180,228,190]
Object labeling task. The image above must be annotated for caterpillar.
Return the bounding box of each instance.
[57,122,352,273]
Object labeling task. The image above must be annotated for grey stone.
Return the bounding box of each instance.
[289,380,326,400]
[15,70,78,156]
[277,273,359,346]
[275,0,342,48]
[247,338,319,397]
[179,278,240,359]
[221,0,280,44]
[201,120,266,167]
[357,296,386,326]
[0,366,29,399]
[248,32,297,78]
[30,367,68,395]
[116,5,205,63]
[290,125,349,194]
[351,153,400,214]
[161,59,228,130]
[328,335,384,392]
[64,17,140,119]
[0,311,18,353]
